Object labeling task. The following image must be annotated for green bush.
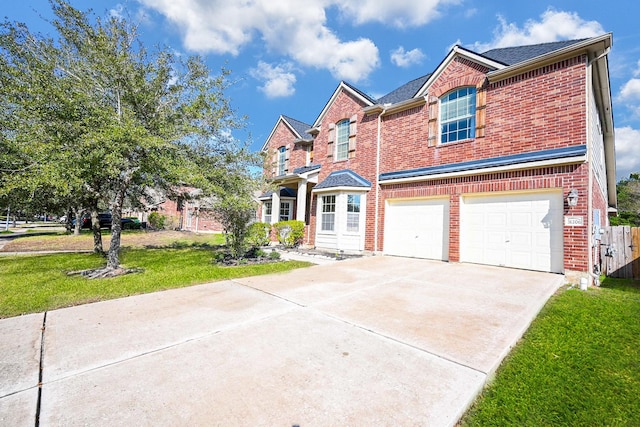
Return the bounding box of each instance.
[274,220,305,247]
[147,212,167,230]
[268,251,281,260]
[246,222,272,248]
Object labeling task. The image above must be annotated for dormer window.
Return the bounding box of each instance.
[440,87,476,143]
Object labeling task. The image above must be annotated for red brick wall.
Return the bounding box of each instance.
[379,55,588,175]
[485,56,587,154]
[264,120,308,177]
[310,90,379,250]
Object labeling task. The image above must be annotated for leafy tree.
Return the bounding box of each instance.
[0,1,258,275]
[612,173,640,226]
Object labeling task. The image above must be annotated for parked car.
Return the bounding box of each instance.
[73,213,112,229]
[121,217,142,230]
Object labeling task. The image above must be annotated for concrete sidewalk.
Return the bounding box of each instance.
[0,256,563,426]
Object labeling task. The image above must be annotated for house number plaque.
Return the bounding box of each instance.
[564,216,584,226]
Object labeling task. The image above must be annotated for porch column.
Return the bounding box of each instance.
[297,180,308,223]
[272,188,280,224]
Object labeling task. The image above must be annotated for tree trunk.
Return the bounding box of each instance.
[90,209,104,254]
[65,207,73,233]
[106,186,127,270]
[72,207,84,236]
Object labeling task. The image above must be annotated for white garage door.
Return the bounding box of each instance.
[384,198,449,260]
[461,191,564,273]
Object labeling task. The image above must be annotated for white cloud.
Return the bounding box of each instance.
[618,79,640,102]
[615,126,640,180]
[339,0,460,28]
[390,47,426,67]
[250,62,297,98]
[137,0,380,82]
[472,8,605,52]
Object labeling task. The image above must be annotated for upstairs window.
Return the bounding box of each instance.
[440,87,476,143]
[335,119,350,161]
[277,146,286,176]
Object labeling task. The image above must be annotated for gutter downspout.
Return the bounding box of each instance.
[586,54,595,287]
[374,107,387,253]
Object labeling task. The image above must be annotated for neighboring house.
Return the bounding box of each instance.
[259,34,616,284]
[127,187,224,233]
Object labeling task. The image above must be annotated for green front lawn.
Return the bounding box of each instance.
[0,248,311,318]
[461,277,640,426]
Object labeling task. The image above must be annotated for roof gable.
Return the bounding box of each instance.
[261,115,312,152]
[312,81,375,129]
[414,46,505,98]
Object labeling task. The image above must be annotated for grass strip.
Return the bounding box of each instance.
[461,278,640,426]
[0,247,310,318]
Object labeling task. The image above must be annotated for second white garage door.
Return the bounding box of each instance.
[384,198,449,260]
[460,190,564,273]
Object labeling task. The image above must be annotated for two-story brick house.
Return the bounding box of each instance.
[260,34,616,283]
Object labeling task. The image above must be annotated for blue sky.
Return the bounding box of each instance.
[4,0,640,181]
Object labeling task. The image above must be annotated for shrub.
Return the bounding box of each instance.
[268,251,281,260]
[274,220,305,247]
[246,222,272,248]
[147,212,167,230]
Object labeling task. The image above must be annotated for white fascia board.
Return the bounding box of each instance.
[312,82,373,128]
[379,155,587,186]
[312,186,371,194]
[261,115,286,152]
[365,97,427,117]
[414,46,505,97]
[487,33,612,83]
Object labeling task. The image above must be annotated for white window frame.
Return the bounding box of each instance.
[277,146,286,176]
[346,194,361,232]
[321,195,336,232]
[263,201,272,224]
[440,87,476,144]
[279,200,292,222]
[335,119,349,161]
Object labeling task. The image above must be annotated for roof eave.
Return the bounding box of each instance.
[364,97,427,117]
[487,33,613,83]
[380,155,587,185]
[415,46,505,97]
[312,81,374,128]
[312,185,370,193]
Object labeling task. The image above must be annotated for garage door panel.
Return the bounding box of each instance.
[385,198,449,261]
[461,191,563,273]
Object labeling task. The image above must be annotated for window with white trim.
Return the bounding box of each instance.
[263,201,272,224]
[277,146,286,176]
[335,119,349,161]
[321,195,336,231]
[346,194,360,232]
[279,201,292,221]
[440,87,476,143]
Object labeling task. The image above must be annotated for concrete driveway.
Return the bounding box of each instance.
[1,256,563,426]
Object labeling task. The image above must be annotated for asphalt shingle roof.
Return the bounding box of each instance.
[259,187,297,199]
[376,74,431,105]
[480,39,588,66]
[282,115,312,139]
[293,164,321,174]
[315,169,371,190]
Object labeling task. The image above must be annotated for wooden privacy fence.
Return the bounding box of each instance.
[600,226,640,279]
